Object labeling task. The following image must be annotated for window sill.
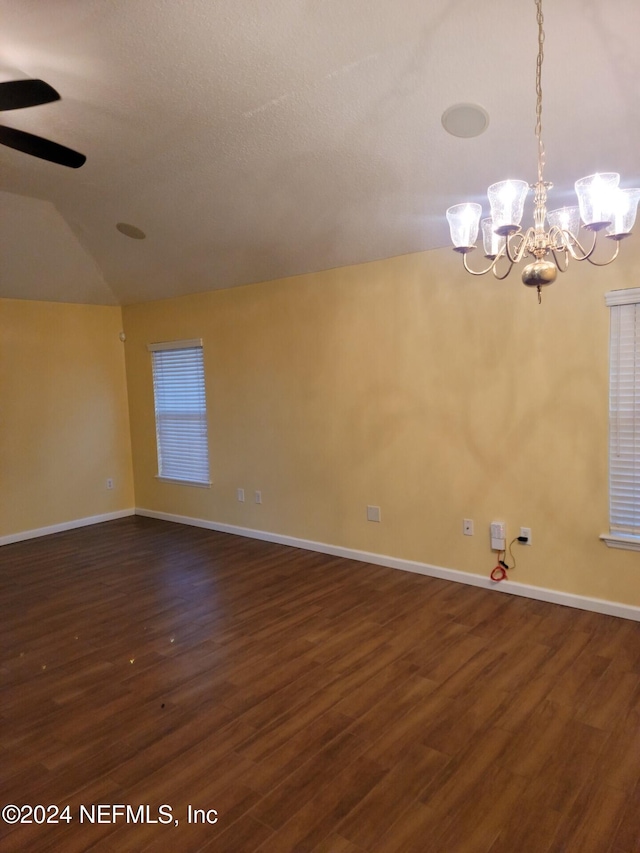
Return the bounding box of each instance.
[155,476,211,489]
[600,533,640,552]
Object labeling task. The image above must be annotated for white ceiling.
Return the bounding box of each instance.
[1,0,639,305]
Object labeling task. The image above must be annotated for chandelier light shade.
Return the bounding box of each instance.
[546,206,581,237]
[445,0,640,302]
[608,188,640,238]
[481,217,505,259]
[446,203,482,250]
[574,173,619,229]
[487,180,529,235]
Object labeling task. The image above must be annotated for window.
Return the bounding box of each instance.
[603,288,640,550]
[148,339,210,486]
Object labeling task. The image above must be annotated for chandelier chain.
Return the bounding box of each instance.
[535,0,545,185]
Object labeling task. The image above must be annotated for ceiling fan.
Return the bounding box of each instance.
[0,78,86,168]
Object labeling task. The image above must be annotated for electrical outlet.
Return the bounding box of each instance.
[254,490,262,504]
[106,478,114,490]
[463,518,474,536]
[519,526,532,545]
[367,505,381,522]
[237,488,245,502]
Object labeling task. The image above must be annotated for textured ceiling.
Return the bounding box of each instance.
[1,0,639,305]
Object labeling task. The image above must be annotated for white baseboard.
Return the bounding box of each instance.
[136,508,640,623]
[0,509,136,547]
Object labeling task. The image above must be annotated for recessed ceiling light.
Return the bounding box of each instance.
[441,103,490,138]
[116,222,146,239]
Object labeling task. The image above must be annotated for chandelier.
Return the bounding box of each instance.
[445,0,640,302]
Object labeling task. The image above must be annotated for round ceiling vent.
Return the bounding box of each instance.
[441,103,490,138]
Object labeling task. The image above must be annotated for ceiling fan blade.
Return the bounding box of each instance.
[0,79,61,111]
[0,125,85,168]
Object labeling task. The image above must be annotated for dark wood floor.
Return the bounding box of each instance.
[1,517,640,852]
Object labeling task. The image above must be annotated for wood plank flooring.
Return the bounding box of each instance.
[1,516,640,852]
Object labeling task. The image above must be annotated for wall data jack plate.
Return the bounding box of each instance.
[367,505,381,523]
[490,521,506,551]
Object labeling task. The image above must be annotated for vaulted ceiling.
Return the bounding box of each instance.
[1,0,639,305]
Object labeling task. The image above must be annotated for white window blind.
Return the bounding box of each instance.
[148,339,210,486]
[606,289,640,538]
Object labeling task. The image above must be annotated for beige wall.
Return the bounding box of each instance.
[123,246,640,608]
[0,299,134,537]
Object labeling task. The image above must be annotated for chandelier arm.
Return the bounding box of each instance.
[504,230,528,264]
[462,252,500,276]
[492,257,515,280]
[565,229,598,261]
[584,239,620,267]
[548,225,568,252]
[550,247,569,273]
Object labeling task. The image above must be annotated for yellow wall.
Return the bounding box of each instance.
[0,299,134,537]
[123,246,640,608]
